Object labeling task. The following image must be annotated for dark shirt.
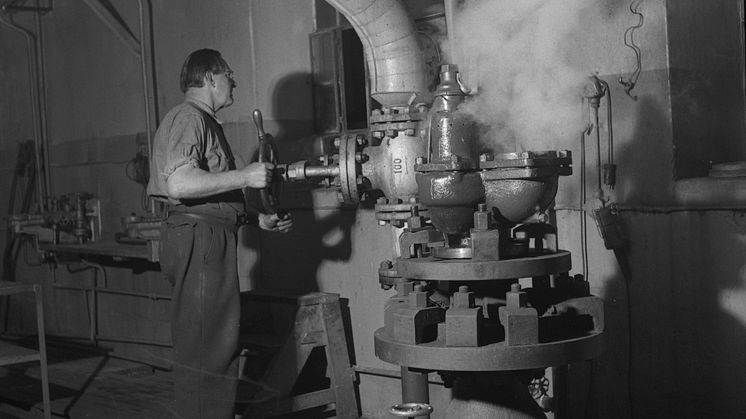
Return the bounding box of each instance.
[147,98,244,217]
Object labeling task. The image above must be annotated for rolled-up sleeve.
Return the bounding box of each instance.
[162,112,206,179]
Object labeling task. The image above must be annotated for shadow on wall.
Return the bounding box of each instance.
[239,70,357,293]
[234,70,359,414]
[595,91,746,419]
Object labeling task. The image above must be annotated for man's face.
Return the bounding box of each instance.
[212,68,236,110]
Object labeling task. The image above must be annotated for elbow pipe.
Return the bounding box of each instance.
[0,13,48,210]
[325,0,428,107]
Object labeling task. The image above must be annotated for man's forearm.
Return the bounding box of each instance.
[166,165,245,200]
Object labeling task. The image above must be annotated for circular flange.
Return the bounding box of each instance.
[375,328,603,371]
[337,135,359,205]
[396,251,572,281]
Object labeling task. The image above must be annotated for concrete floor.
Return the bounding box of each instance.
[0,337,174,418]
[0,336,344,419]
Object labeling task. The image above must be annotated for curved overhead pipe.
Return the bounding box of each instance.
[0,13,48,211]
[325,0,428,107]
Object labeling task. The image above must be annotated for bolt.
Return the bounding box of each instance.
[409,197,418,204]
[357,175,365,185]
[377,197,388,204]
[334,138,341,148]
[356,136,368,146]
[378,220,387,226]
[479,153,492,162]
[405,129,415,136]
[373,131,385,139]
[415,157,424,165]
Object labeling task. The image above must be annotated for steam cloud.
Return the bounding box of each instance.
[449,0,597,153]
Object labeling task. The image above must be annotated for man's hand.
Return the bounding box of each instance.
[258,212,293,233]
[241,162,274,188]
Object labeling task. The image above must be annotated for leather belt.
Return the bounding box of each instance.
[168,210,253,231]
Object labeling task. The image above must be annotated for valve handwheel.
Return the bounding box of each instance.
[252,109,283,216]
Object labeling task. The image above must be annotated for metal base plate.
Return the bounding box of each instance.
[374,327,603,371]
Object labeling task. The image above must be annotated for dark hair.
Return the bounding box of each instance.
[179,49,229,93]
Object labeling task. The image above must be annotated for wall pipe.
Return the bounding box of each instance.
[52,259,171,348]
[137,0,152,158]
[33,8,51,199]
[0,13,47,211]
[325,0,427,107]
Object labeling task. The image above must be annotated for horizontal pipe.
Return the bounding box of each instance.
[304,165,341,178]
[52,283,171,300]
[353,365,444,385]
[554,205,746,214]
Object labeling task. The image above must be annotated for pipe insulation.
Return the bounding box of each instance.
[325,0,428,107]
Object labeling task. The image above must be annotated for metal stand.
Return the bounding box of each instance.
[0,281,51,419]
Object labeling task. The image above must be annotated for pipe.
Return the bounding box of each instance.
[444,0,460,66]
[0,13,47,211]
[137,0,152,157]
[53,283,172,301]
[325,0,427,107]
[401,366,431,419]
[34,8,52,199]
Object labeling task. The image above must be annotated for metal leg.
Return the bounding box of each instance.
[552,365,568,419]
[34,284,51,419]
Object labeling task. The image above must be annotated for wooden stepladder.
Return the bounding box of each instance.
[239,291,358,418]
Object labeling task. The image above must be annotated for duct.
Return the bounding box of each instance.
[325,0,428,107]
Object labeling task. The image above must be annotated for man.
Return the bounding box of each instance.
[147,48,293,419]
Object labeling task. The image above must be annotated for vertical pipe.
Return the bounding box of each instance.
[137,0,152,155]
[34,6,51,201]
[552,365,568,419]
[444,0,460,65]
[401,366,430,419]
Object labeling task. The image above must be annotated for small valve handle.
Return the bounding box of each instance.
[252,109,266,140]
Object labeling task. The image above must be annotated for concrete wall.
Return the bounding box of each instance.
[2,0,746,418]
